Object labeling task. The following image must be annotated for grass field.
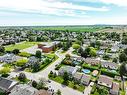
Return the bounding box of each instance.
[33,26,104,32]
[5,42,40,51]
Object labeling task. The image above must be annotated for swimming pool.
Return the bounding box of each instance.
[82,69,91,74]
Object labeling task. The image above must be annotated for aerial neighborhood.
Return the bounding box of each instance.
[0,26,127,95]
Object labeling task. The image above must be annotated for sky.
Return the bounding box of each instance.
[0,0,127,26]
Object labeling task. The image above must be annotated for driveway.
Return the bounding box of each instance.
[83,82,93,95]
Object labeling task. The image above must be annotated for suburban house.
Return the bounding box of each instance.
[84,58,100,65]
[73,72,91,86]
[0,77,18,94]
[58,66,78,76]
[38,41,60,53]
[98,75,113,88]
[25,56,40,67]
[0,54,22,63]
[97,50,105,56]
[81,74,91,86]
[111,45,119,53]
[9,84,38,95]
[73,72,83,81]
[101,61,118,70]
[110,82,119,95]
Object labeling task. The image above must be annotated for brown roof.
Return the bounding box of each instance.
[84,58,100,65]
[73,72,83,80]
[81,74,91,83]
[98,75,113,86]
[34,90,51,95]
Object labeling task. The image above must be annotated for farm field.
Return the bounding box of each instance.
[33,26,104,32]
[5,42,40,51]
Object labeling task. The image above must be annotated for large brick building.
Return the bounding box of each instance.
[38,41,60,53]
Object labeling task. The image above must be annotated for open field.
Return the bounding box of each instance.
[5,42,40,51]
[33,26,104,32]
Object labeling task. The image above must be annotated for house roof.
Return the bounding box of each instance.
[10,84,38,95]
[73,72,83,80]
[84,58,100,65]
[0,77,18,91]
[98,75,113,87]
[59,66,77,75]
[81,74,91,83]
[0,54,22,63]
[101,61,118,69]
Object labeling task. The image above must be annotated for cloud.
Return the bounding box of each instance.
[0,0,109,17]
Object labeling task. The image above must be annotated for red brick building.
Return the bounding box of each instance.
[38,41,60,53]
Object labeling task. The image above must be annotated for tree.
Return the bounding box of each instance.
[0,46,5,53]
[119,52,127,63]
[12,49,20,54]
[89,48,97,57]
[112,58,117,63]
[124,48,127,55]
[37,78,46,90]
[32,80,37,88]
[63,72,69,85]
[35,50,42,58]
[32,63,40,72]
[119,63,127,91]
[18,73,26,81]
[65,54,70,59]
[81,50,88,58]
[90,42,95,48]
[78,47,83,54]
[85,47,91,56]
[72,44,80,50]
[56,89,61,95]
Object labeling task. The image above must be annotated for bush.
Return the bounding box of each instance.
[82,64,98,71]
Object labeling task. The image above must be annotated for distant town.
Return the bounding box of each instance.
[0,25,127,95]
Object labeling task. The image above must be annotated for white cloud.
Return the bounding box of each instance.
[0,0,109,17]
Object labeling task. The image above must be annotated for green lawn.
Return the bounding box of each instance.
[5,41,40,51]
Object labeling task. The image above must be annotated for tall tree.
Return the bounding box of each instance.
[35,50,42,58]
[119,63,127,91]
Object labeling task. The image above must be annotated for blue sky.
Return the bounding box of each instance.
[0,0,127,26]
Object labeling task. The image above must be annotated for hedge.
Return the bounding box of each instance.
[101,69,119,77]
[82,64,98,71]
